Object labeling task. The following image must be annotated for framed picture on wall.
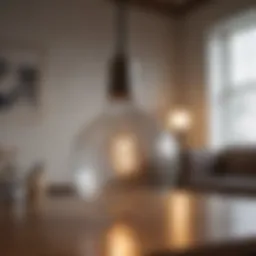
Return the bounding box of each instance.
[0,45,42,112]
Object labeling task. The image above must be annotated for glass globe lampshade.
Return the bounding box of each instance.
[72,99,178,200]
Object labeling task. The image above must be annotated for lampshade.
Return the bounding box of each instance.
[167,109,191,133]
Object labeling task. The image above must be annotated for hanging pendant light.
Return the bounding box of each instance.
[72,0,178,199]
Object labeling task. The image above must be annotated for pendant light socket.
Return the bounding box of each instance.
[108,0,131,100]
[109,54,130,100]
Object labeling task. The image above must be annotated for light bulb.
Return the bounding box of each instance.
[71,0,178,200]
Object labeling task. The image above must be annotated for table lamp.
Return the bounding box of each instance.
[167,109,192,187]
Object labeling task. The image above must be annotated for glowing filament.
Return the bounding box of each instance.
[111,134,140,177]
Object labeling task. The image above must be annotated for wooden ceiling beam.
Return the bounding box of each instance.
[110,0,212,17]
[126,0,175,17]
[178,0,212,15]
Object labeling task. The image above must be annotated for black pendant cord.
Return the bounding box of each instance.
[109,0,131,100]
[116,0,127,56]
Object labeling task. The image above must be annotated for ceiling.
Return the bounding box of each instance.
[127,0,211,16]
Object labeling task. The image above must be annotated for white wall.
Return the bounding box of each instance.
[0,0,174,183]
[181,0,256,147]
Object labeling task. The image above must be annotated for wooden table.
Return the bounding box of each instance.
[1,189,256,256]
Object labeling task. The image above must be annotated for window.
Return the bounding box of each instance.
[208,11,256,148]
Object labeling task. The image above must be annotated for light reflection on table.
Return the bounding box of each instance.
[107,223,141,256]
[166,191,195,249]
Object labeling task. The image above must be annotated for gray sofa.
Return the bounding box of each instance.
[187,148,256,193]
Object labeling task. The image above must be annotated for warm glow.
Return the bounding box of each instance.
[166,191,194,249]
[111,133,141,177]
[167,110,191,132]
[106,224,140,256]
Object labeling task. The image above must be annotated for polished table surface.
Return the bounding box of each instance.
[1,189,256,256]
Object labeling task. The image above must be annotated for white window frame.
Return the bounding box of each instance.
[207,10,256,149]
